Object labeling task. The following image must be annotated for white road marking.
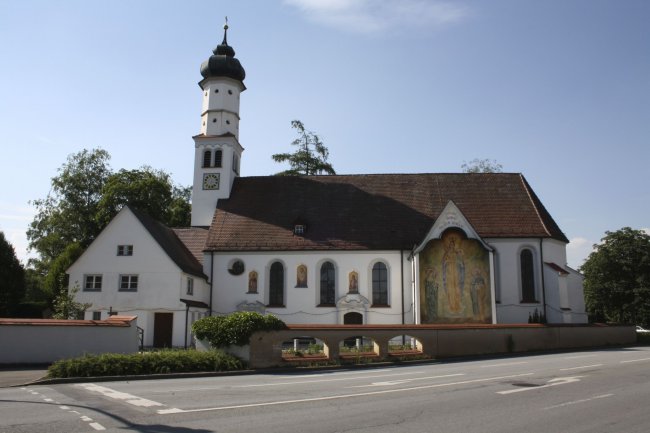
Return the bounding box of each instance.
[347,373,465,388]
[480,361,528,368]
[564,354,597,359]
[89,422,106,430]
[59,405,70,410]
[43,398,53,402]
[544,393,614,410]
[81,416,93,422]
[497,376,583,395]
[77,383,164,407]
[560,364,603,371]
[157,373,534,414]
[620,357,650,364]
[236,371,421,388]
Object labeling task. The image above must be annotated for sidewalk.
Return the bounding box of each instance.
[0,367,48,388]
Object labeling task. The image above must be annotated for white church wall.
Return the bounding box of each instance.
[207,250,413,325]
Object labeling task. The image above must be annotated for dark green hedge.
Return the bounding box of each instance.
[47,349,243,378]
[637,332,650,345]
[192,311,287,347]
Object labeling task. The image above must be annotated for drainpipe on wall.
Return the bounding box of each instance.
[209,251,214,317]
[539,238,547,322]
[400,250,405,326]
[184,303,189,349]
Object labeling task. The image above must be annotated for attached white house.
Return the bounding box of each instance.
[68,24,587,348]
[68,206,209,347]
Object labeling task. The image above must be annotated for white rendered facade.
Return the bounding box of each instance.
[68,208,209,347]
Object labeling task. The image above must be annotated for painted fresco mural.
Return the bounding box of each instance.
[419,229,491,324]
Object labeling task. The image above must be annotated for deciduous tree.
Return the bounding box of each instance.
[461,158,503,173]
[0,232,25,317]
[581,227,650,325]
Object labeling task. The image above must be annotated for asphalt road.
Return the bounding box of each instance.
[2,346,650,432]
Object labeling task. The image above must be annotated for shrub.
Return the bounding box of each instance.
[47,349,243,378]
[192,311,287,348]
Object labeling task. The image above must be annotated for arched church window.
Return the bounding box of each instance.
[202,150,212,168]
[214,150,223,168]
[269,262,284,307]
[520,249,537,302]
[319,261,336,306]
[372,262,389,306]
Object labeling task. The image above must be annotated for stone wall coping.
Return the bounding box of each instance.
[0,316,137,327]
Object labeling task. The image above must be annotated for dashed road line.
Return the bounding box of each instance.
[543,393,613,410]
[20,387,107,431]
[497,376,583,395]
[347,373,465,388]
[560,364,603,371]
[620,357,650,364]
[89,422,106,430]
[235,371,421,388]
[480,361,528,368]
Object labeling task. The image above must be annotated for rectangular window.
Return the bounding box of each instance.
[119,274,138,291]
[84,274,102,291]
[186,277,194,295]
[92,311,101,320]
[117,245,133,256]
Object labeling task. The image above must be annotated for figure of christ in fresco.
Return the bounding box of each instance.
[442,235,465,313]
[248,271,258,293]
[470,267,487,320]
[349,271,358,293]
[424,267,439,321]
[296,264,307,288]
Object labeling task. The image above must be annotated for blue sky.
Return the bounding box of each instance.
[0,0,648,268]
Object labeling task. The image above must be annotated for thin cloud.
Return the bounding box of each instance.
[284,0,470,34]
[567,236,594,269]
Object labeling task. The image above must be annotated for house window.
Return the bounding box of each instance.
[521,249,537,302]
[186,277,194,295]
[92,311,101,320]
[319,261,336,306]
[119,274,138,291]
[294,224,305,235]
[372,262,389,306]
[117,245,133,256]
[268,262,284,307]
[203,150,212,168]
[84,274,102,291]
[214,150,223,167]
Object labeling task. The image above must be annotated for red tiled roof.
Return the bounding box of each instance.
[205,173,568,251]
[173,227,209,265]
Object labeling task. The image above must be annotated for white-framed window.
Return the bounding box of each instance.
[186,277,194,295]
[83,274,102,291]
[119,274,138,291]
[117,245,133,256]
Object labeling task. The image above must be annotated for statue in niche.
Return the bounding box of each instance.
[296,264,307,288]
[248,270,258,293]
[348,271,358,293]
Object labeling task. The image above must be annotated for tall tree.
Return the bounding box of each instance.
[461,158,503,173]
[27,148,112,266]
[272,120,336,175]
[581,227,650,325]
[96,167,190,228]
[0,232,25,317]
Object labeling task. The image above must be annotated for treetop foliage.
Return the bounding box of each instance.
[272,120,336,176]
[581,227,650,325]
[461,158,503,173]
[0,231,25,317]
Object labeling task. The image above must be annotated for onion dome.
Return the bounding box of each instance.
[200,20,246,82]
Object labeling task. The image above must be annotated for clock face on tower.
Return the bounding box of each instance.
[202,173,220,190]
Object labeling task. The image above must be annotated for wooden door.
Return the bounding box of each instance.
[153,312,173,348]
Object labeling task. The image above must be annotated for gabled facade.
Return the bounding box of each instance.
[68,206,209,347]
[69,23,587,348]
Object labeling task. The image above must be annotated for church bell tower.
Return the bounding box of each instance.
[191,20,246,226]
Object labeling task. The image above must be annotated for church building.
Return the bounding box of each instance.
[68,24,587,348]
